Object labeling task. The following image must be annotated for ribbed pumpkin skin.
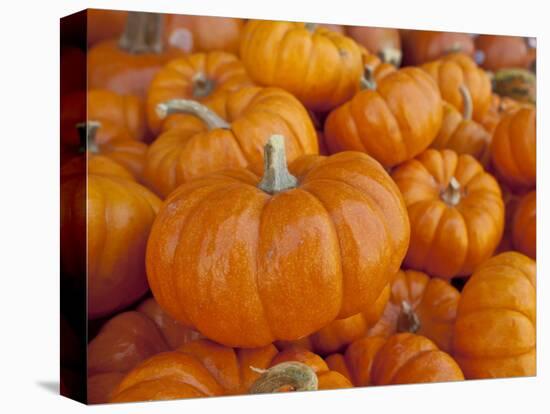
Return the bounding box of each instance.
[512,191,536,260]
[146,151,409,348]
[491,106,536,190]
[96,138,148,183]
[401,30,475,66]
[110,339,351,402]
[324,67,443,168]
[146,52,253,134]
[452,252,536,379]
[368,269,460,352]
[239,20,364,112]
[143,87,318,198]
[479,94,522,135]
[421,53,492,122]
[391,149,504,279]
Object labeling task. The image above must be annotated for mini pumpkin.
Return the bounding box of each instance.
[239,20,364,112]
[391,149,504,279]
[368,269,460,352]
[421,52,492,122]
[491,106,536,189]
[401,30,475,66]
[512,190,536,260]
[146,135,409,347]
[109,339,351,402]
[452,252,536,379]
[478,93,522,135]
[346,26,402,66]
[324,67,443,168]
[143,87,318,197]
[88,12,184,98]
[430,85,492,165]
[146,51,253,134]
[326,333,464,386]
[474,35,536,71]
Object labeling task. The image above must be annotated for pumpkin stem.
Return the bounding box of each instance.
[378,47,402,67]
[359,65,377,90]
[118,11,164,54]
[396,300,421,333]
[459,84,473,121]
[492,68,536,104]
[258,135,298,194]
[249,362,318,394]
[76,121,101,154]
[304,23,317,33]
[156,99,230,130]
[192,72,216,98]
[440,177,462,207]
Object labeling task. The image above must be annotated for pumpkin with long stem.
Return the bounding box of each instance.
[143,87,317,197]
[512,190,536,260]
[391,149,504,279]
[146,135,409,347]
[324,66,443,168]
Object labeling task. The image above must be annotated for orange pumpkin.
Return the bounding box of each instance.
[401,30,475,66]
[361,50,397,80]
[512,190,536,260]
[146,51,253,134]
[326,333,464,386]
[452,252,536,379]
[391,149,504,279]
[324,67,443,168]
[478,93,522,135]
[368,269,460,352]
[421,53,492,122]
[491,106,536,190]
[430,85,492,165]
[475,35,536,71]
[346,26,402,66]
[110,340,351,402]
[240,20,363,112]
[143,87,318,197]
[88,12,184,98]
[87,9,127,47]
[146,135,409,347]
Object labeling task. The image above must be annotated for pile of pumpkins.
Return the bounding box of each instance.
[60,10,536,404]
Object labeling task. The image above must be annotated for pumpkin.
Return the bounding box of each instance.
[421,52,492,122]
[368,269,460,352]
[346,26,402,66]
[361,49,397,81]
[391,149,504,279]
[239,20,364,112]
[143,87,318,197]
[88,11,184,98]
[87,9,127,47]
[452,252,536,379]
[61,125,162,318]
[146,135,409,347]
[109,339,351,402]
[490,106,536,190]
[430,85,492,165]
[326,333,464,386]
[324,67,443,168]
[512,190,536,260]
[146,51,253,134]
[474,35,536,71]
[401,30,475,66]
[492,68,536,104]
[478,93,522,135]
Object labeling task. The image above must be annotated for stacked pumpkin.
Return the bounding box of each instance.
[60,11,537,404]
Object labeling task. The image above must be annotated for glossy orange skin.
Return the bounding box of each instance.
[346,27,401,58]
[422,53,492,122]
[147,150,410,347]
[61,157,162,319]
[327,333,464,386]
[240,20,363,112]
[87,9,127,47]
[96,138,147,183]
[392,149,504,279]
[88,41,184,99]
[144,87,318,197]
[368,269,460,352]
[475,35,536,71]
[452,252,536,379]
[146,51,253,134]
[431,101,492,165]
[512,191,536,260]
[110,339,351,402]
[324,67,443,168]
[491,106,536,190]
[361,50,397,80]
[401,30,475,66]
[479,94,521,135]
